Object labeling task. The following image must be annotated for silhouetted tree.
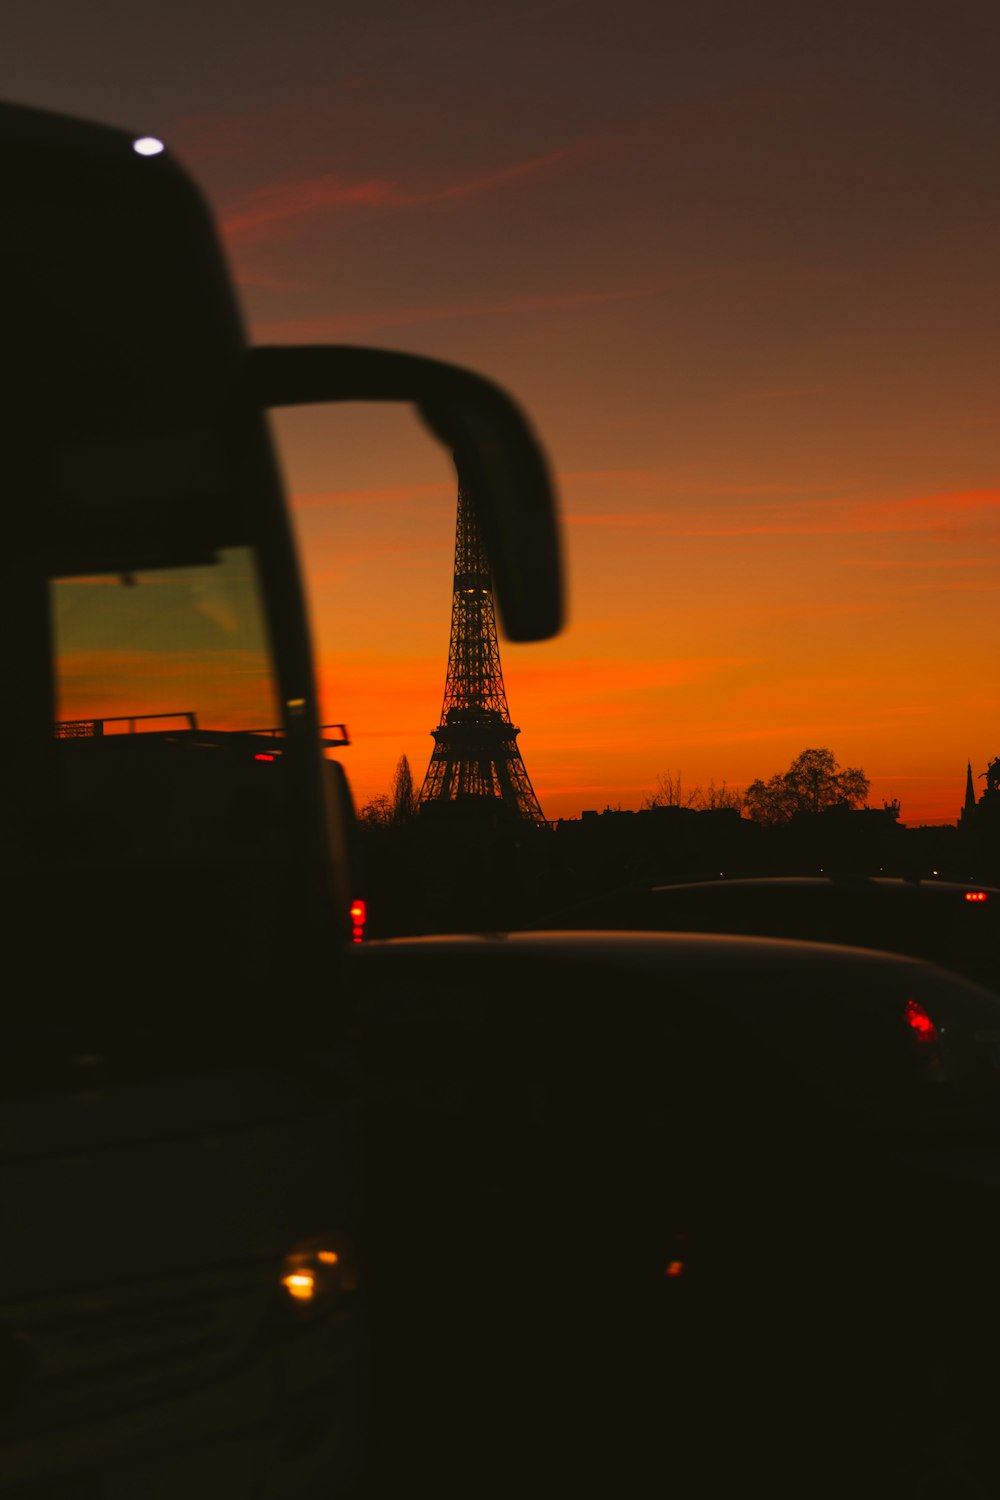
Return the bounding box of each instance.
[701,779,744,813]
[391,754,418,826]
[744,748,869,824]
[358,792,393,829]
[641,770,699,809]
[642,771,743,812]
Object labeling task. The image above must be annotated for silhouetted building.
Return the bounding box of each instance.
[960,755,1000,831]
[956,757,1000,887]
[419,482,545,824]
[964,759,977,821]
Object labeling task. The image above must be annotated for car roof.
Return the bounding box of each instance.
[355,928,997,1012]
[649,876,1000,898]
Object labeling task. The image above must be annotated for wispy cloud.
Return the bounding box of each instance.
[563,487,1000,539]
[221,143,578,244]
[843,556,996,569]
[253,280,672,340]
[222,176,396,241]
[290,481,453,511]
[304,539,444,587]
[849,489,1000,536]
[906,580,1000,593]
[510,654,757,701]
[559,469,826,498]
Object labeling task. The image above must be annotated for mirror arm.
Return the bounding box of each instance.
[243,344,564,643]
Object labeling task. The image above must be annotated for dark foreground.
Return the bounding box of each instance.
[350,933,1000,1498]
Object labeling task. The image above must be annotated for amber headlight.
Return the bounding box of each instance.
[280,1234,358,1306]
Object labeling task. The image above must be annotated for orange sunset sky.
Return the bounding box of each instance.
[7,1,998,823]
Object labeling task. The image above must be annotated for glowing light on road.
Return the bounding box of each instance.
[132,137,164,157]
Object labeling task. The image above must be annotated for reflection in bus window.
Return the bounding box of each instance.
[52,546,277,734]
[49,547,286,865]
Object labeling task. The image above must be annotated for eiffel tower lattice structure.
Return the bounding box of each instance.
[419,482,546,824]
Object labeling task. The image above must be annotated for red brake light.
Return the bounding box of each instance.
[904,997,938,1043]
[254,752,276,762]
[350,899,367,944]
[965,891,989,903]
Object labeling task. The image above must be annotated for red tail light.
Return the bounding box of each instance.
[904,997,938,1043]
[965,891,989,903]
[349,899,367,944]
[254,752,276,762]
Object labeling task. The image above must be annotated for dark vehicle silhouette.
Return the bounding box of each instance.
[578,875,1000,995]
[350,933,1000,1497]
[3,98,1000,1500]
[0,98,559,1499]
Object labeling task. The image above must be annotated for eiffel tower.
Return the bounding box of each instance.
[419,481,546,824]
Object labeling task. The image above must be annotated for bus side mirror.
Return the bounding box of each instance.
[244,345,564,644]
